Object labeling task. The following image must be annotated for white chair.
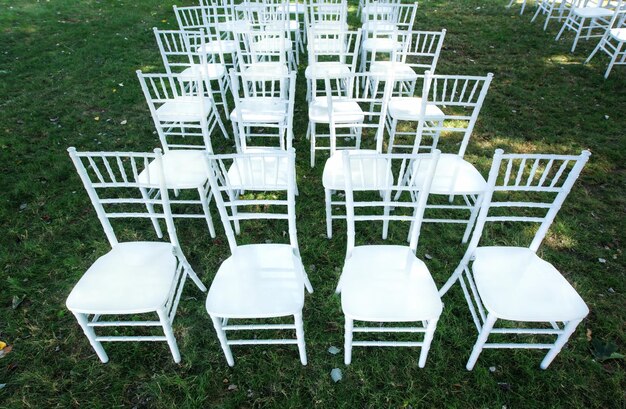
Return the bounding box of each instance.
[555,0,621,52]
[173,4,240,69]
[440,149,591,370]
[305,0,349,32]
[387,71,494,243]
[531,0,573,30]
[368,29,446,112]
[204,149,313,366]
[260,0,305,62]
[337,150,442,366]
[309,71,391,168]
[229,69,296,152]
[585,5,626,77]
[236,27,296,74]
[136,70,225,237]
[315,73,394,237]
[66,148,207,363]
[153,28,231,120]
[359,2,418,72]
[305,27,362,102]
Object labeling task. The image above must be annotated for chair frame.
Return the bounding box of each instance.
[338,150,442,366]
[67,148,206,363]
[136,70,224,236]
[440,149,591,370]
[387,71,494,243]
[204,149,313,366]
[585,5,626,77]
[555,0,621,53]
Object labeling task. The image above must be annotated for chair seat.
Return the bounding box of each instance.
[472,247,589,322]
[156,96,213,121]
[309,38,347,54]
[362,22,399,33]
[322,150,392,190]
[388,97,445,121]
[252,38,293,53]
[181,63,226,80]
[309,97,364,123]
[610,27,626,41]
[205,244,305,318]
[230,97,287,123]
[217,20,251,33]
[572,7,613,18]
[305,62,351,79]
[242,62,289,79]
[362,37,403,52]
[66,242,177,314]
[369,62,418,81]
[227,152,291,189]
[196,39,238,54]
[340,245,443,321]
[310,21,349,32]
[139,150,207,189]
[288,2,306,14]
[266,20,301,32]
[412,153,487,195]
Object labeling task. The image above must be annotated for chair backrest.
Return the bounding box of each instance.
[466,149,591,253]
[306,0,348,30]
[311,71,394,153]
[410,71,493,157]
[136,70,214,152]
[362,2,417,33]
[68,148,179,248]
[342,150,440,257]
[236,28,290,69]
[173,5,209,32]
[396,29,446,74]
[307,27,362,70]
[229,69,297,150]
[204,149,299,253]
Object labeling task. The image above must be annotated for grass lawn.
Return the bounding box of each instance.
[1,0,625,407]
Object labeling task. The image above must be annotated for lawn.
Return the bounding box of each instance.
[0,0,625,407]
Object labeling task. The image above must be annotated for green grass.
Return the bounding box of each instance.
[1,0,625,407]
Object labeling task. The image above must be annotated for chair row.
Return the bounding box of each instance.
[511,0,626,78]
[66,147,591,370]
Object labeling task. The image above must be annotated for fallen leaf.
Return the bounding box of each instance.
[0,345,13,358]
[328,346,341,355]
[586,328,592,342]
[330,368,343,383]
[94,116,100,121]
[425,254,433,260]
[120,120,127,125]
[591,338,625,361]
[227,384,238,391]
[0,341,6,349]
[12,295,24,309]
[598,258,606,263]
[489,366,496,373]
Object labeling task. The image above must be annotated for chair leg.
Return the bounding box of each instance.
[294,313,308,365]
[157,309,181,363]
[140,187,163,238]
[462,193,483,244]
[540,319,583,369]
[555,19,568,41]
[198,186,216,238]
[309,122,316,167]
[418,317,439,368]
[325,188,333,238]
[211,315,235,366]
[571,19,585,53]
[466,313,497,370]
[218,76,229,116]
[604,42,622,79]
[73,312,109,363]
[585,41,602,64]
[344,317,354,365]
[531,4,541,22]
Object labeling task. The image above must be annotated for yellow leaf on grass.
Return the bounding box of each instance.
[0,341,6,349]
